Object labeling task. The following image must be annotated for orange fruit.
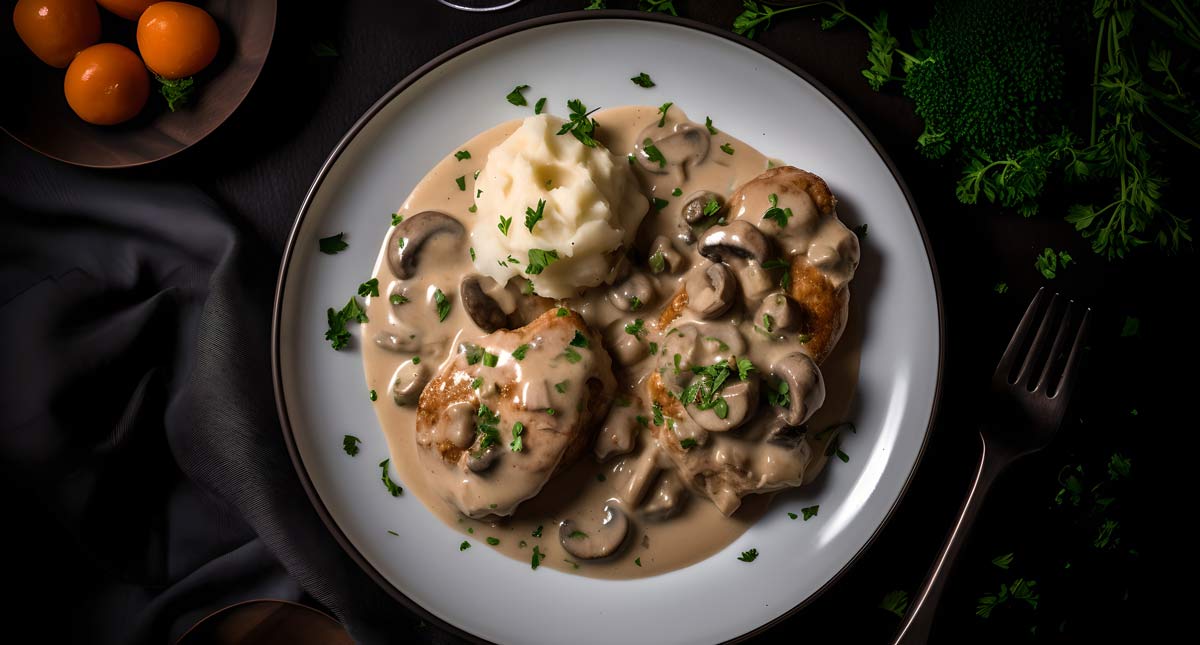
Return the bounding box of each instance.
[96,0,157,20]
[136,2,219,79]
[64,43,150,125]
[12,0,101,68]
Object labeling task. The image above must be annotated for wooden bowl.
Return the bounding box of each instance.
[1,0,277,168]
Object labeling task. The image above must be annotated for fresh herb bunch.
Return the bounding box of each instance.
[734,0,1195,261]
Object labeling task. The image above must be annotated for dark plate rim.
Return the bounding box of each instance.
[0,0,279,170]
[271,9,946,644]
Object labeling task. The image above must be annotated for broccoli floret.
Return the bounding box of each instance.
[904,0,1069,159]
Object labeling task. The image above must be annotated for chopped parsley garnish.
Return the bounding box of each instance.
[634,557,642,567]
[1035,247,1073,280]
[653,197,669,211]
[636,415,650,427]
[629,295,643,311]
[357,278,379,298]
[412,356,421,365]
[631,72,655,88]
[390,294,407,305]
[762,313,775,332]
[470,377,483,390]
[469,248,477,262]
[563,347,583,364]
[737,548,758,562]
[460,541,470,551]
[342,435,361,456]
[454,150,471,161]
[468,205,477,213]
[879,590,909,618]
[555,380,570,394]
[652,402,664,426]
[976,578,1039,618]
[648,341,658,355]
[482,351,499,367]
[521,280,536,295]
[532,525,543,538]
[486,537,500,546]
[388,530,399,536]
[992,553,1015,570]
[680,358,756,419]
[801,505,819,520]
[797,333,812,344]
[702,198,721,217]
[324,297,368,350]
[569,330,590,348]
[1120,315,1140,337]
[534,97,546,114]
[525,199,546,232]
[657,101,673,126]
[624,319,645,337]
[433,288,451,322]
[531,545,544,569]
[994,282,1009,294]
[852,223,869,240]
[568,530,589,539]
[672,187,682,196]
[464,344,484,365]
[556,307,568,317]
[368,389,377,401]
[455,176,466,191]
[512,344,530,360]
[763,193,793,227]
[787,512,798,520]
[506,84,529,106]
[642,138,666,167]
[720,143,734,155]
[704,116,717,134]
[475,404,502,452]
[498,215,512,236]
[510,421,525,451]
[556,99,600,147]
[319,232,349,254]
[680,438,698,449]
[379,459,403,496]
[525,248,560,275]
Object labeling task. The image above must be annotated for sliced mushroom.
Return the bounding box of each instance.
[461,274,508,332]
[769,353,826,426]
[682,191,724,224]
[466,443,500,473]
[683,376,759,432]
[764,414,807,449]
[648,235,685,274]
[641,471,689,521]
[699,220,772,265]
[388,211,465,279]
[684,262,737,319]
[595,405,641,461]
[391,359,430,406]
[607,273,655,312]
[559,505,630,560]
[756,291,801,333]
[442,401,477,449]
[635,123,710,175]
[373,328,421,353]
[606,320,648,367]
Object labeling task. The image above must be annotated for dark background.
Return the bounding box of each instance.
[1,1,1177,643]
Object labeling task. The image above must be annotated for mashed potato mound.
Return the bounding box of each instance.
[470,115,649,299]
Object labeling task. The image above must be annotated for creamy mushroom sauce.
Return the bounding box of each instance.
[361,106,861,578]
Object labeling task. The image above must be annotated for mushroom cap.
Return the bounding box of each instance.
[770,352,826,426]
[607,272,656,312]
[387,211,465,279]
[699,220,772,265]
[635,123,710,175]
[681,190,724,224]
[683,376,760,432]
[559,505,630,560]
[460,274,509,333]
[684,262,737,320]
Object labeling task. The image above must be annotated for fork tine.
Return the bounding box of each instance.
[1015,293,1064,385]
[1052,308,1091,399]
[995,287,1046,380]
[1036,300,1076,392]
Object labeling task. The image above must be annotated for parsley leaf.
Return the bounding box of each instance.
[506,84,529,106]
[319,232,348,254]
[762,193,793,227]
[512,344,530,360]
[498,215,512,236]
[680,438,697,449]
[1034,247,1074,279]
[569,330,590,348]
[379,459,403,496]
[994,282,1009,294]
[357,278,379,298]
[325,297,368,350]
[563,347,583,363]
[720,142,734,155]
[800,505,819,520]
[454,150,471,161]
[737,548,759,562]
[657,101,673,126]
[879,590,909,618]
[433,288,451,322]
[624,319,645,337]
[557,99,601,147]
[642,138,666,167]
[992,553,1015,570]
[455,176,466,191]
[653,197,669,211]
[157,75,195,111]
[631,72,655,88]
[531,545,544,569]
[525,199,546,232]
[342,435,361,456]
[705,116,717,134]
[460,541,470,551]
[534,97,546,114]
[510,421,524,452]
[525,248,560,275]
[474,404,502,452]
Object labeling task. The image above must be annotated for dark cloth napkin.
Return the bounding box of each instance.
[0,139,460,644]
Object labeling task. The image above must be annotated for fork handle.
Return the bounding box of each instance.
[892,432,1009,645]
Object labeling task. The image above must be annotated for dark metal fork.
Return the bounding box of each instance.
[892,288,1091,645]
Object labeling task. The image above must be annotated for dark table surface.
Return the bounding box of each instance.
[2,1,1174,643]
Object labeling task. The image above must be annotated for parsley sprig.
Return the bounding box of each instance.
[557,99,601,147]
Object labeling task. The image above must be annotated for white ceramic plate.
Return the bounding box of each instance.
[274,13,942,645]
